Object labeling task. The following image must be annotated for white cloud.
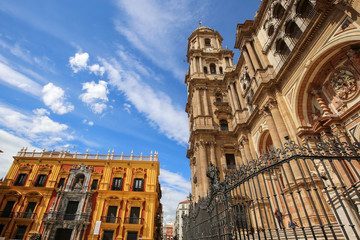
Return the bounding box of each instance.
[0,39,32,63]
[0,104,72,147]
[0,62,42,97]
[83,119,94,126]
[69,52,89,73]
[114,0,203,80]
[160,169,191,223]
[0,129,38,178]
[80,80,109,114]
[123,103,131,113]
[102,59,189,144]
[31,115,68,133]
[69,52,105,76]
[42,83,74,114]
[33,108,49,116]
[89,64,105,76]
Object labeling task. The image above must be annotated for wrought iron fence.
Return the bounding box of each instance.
[100,215,121,223]
[183,135,360,239]
[42,212,91,221]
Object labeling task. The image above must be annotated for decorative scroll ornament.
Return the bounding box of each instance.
[206,162,221,194]
[331,69,357,100]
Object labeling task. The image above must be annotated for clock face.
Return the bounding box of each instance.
[205,48,213,52]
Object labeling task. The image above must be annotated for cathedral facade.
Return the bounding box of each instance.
[185,0,360,237]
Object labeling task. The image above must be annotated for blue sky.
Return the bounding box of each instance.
[0,0,261,223]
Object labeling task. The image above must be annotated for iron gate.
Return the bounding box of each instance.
[183,135,360,239]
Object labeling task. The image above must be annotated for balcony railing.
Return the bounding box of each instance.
[43,212,90,221]
[16,148,158,161]
[100,216,121,223]
[124,217,144,224]
[0,211,14,218]
[15,212,37,219]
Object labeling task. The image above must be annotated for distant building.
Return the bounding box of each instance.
[162,223,173,240]
[173,200,189,240]
[0,148,162,240]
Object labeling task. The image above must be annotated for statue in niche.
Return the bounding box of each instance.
[330,69,357,100]
[73,177,84,190]
[242,66,250,83]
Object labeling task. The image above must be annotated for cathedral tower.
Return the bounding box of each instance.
[185,25,238,201]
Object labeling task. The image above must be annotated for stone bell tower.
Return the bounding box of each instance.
[185,25,236,201]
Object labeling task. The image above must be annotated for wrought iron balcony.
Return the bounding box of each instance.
[0,211,14,218]
[43,212,90,221]
[124,217,144,224]
[100,216,121,224]
[15,212,37,219]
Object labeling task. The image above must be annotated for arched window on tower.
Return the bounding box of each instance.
[205,38,211,46]
[203,66,208,74]
[296,0,313,18]
[215,93,222,103]
[220,120,229,131]
[275,39,290,59]
[267,25,275,37]
[273,3,285,19]
[219,67,223,74]
[210,63,216,74]
[285,20,302,39]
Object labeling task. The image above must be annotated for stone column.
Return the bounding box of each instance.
[192,57,197,74]
[234,81,244,109]
[240,137,253,161]
[311,89,331,116]
[198,142,209,196]
[209,142,216,165]
[245,41,261,70]
[266,99,290,144]
[242,47,255,77]
[227,87,236,113]
[190,158,196,199]
[193,88,202,117]
[203,89,209,115]
[261,108,282,149]
[230,82,240,110]
[199,57,203,73]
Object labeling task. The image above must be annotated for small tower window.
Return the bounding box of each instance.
[210,63,216,74]
[215,93,222,103]
[225,154,236,169]
[273,3,285,19]
[205,38,211,46]
[203,67,208,74]
[285,20,302,39]
[220,120,229,131]
[267,25,274,37]
[296,0,312,17]
[275,39,290,56]
[219,67,223,74]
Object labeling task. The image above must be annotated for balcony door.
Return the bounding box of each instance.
[54,229,72,240]
[129,207,140,224]
[107,206,118,223]
[64,201,79,220]
[24,202,36,219]
[1,201,15,218]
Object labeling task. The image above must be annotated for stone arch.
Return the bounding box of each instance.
[258,130,273,155]
[294,38,360,128]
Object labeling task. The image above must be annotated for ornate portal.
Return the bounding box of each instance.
[330,69,358,100]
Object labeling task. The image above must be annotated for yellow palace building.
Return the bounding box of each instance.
[0,148,162,240]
